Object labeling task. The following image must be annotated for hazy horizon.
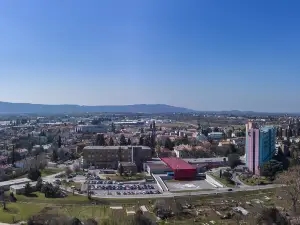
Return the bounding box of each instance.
[1,0,300,112]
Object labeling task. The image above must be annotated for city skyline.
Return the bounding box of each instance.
[1,0,300,112]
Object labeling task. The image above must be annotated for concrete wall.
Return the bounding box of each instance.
[205,174,225,188]
[152,174,168,192]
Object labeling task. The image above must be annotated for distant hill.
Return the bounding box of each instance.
[0,102,195,114]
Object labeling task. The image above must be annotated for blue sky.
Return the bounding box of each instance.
[0,0,300,112]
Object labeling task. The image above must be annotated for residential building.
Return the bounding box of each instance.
[77,125,108,133]
[173,145,208,158]
[16,149,28,158]
[246,122,276,175]
[82,146,152,170]
[231,137,246,147]
[208,132,223,140]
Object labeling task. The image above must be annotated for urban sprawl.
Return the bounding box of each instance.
[0,113,300,224]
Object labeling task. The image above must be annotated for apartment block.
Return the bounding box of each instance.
[246,122,276,175]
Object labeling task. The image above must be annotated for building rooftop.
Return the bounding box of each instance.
[260,126,275,132]
[11,181,37,189]
[183,157,227,164]
[0,178,31,187]
[84,145,151,150]
[160,157,195,170]
[146,163,172,171]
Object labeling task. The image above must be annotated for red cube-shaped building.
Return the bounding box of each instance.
[160,157,196,180]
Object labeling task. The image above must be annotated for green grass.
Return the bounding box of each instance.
[41,168,64,177]
[0,187,282,224]
[210,174,235,188]
[0,202,111,224]
[240,176,272,186]
[14,192,89,204]
[0,202,44,223]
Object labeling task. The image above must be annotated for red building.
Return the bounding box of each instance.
[160,157,196,180]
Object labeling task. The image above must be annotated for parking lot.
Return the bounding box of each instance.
[85,178,162,196]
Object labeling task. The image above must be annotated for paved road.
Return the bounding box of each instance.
[87,184,282,199]
[42,172,282,200]
[232,172,249,187]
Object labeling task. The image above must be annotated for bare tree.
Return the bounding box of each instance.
[278,166,300,213]
[65,167,73,177]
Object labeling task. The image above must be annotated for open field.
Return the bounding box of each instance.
[0,202,44,223]
[0,188,292,225]
[6,192,89,204]
[239,176,272,186]
[41,168,64,177]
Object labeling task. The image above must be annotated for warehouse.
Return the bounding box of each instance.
[160,157,196,180]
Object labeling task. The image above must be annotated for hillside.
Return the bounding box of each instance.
[0,102,195,114]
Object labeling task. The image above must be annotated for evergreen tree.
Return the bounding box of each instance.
[119,134,127,146]
[28,168,41,181]
[52,149,58,162]
[144,135,151,147]
[164,137,174,150]
[36,177,43,191]
[139,136,144,145]
[96,134,106,146]
[109,137,114,146]
[24,183,32,196]
[127,138,132,145]
[111,123,116,133]
[118,163,124,176]
[58,136,62,148]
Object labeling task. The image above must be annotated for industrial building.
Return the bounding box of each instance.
[160,157,196,180]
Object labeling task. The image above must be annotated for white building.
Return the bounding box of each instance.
[208,132,223,140]
[10,181,37,194]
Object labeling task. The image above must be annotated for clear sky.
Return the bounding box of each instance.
[0,0,300,112]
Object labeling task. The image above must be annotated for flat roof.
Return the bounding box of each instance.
[0,178,31,187]
[11,181,37,189]
[183,157,227,163]
[160,157,196,170]
[147,163,172,170]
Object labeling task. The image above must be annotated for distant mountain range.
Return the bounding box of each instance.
[0,102,195,114]
[0,101,293,115]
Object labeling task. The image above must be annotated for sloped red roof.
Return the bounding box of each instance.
[160,157,195,170]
